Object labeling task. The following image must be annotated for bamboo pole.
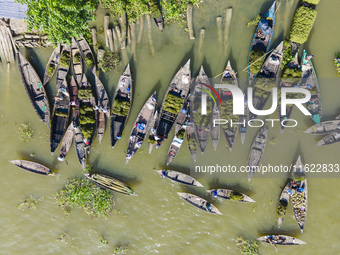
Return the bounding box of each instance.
[223,8,233,55]
[104,15,110,47]
[137,16,144,43]
[112,28,119,52]
[107,29,114,52]
[187,5,195,40]
[146,14,155,55]
[91,28,97,50]
[131,22,137,61]
[216,16,223,45]
[120,14,127,50]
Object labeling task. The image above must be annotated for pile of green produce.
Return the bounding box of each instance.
[149,0,161,18]
[176,128,186,139]
[193,100,212,127]
[292,193,306,208]
[46,64,56,77]
[163,93,184,115]
[229,191,243,201]
[188,136,197,151]
[247,14,261,28]
[59,51,71,68]
[55,109,69,118]
[79,102,95,140]
[78,89,93,99]
[112,98,131,116]
[235,236,259,255]
[334,53,340,77]
[84,53,95,68]
[220,100,238,135]
[148,136,156,144]
[73,52,81,64]
[281,68,302,84]
[249,48,265,74]
[98,51,120,73]
[289,6,317,44]
[303,0,320,5]
[277,200,288,217]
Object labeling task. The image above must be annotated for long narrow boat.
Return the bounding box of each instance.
[50,78,70,154]
[43,44,61,85]
[126,92,157,163]
[248,124,269,181]
[211,103,220,151]
[69,75,79,120]
[187,116,198,162]
[315,132,340,146]
[111,64,133,148]
[148,110,159,154]
[248,1,276,85]
[257,235,306,245]
[74,125,87,170]
[75,37,96,74]
[9,160,55,176]
[304,119,340,135]
[278,53,301,133]
[177,193,222,215]
[220,61,239,151]
[207,189,255,202]
[71,39,83,85]
[154,60,191,148]
[300,50,322,124]
[193,65,212,153]
[249,41,284,120]
[56,44,71,88]
[291,156,308,233]
[57,122,74,162]
[97,111,105,144]
[239,99,248,144]
[85,173,137,196]
[277,182,290,228]
[157,169,203,187]
[17,51,50,127]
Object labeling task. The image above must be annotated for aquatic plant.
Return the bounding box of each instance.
[277,199,288,218]
[98,51,120,73]
[188,135,197,151]
[333,53,340,77]
[85,53,95,68]
[85,163,93,174]
[163,93,184,115]
[149,0,162,18]
[17,195,44,210]
[269,137,277,145]
[99,236,108,246]
[55,109,69,118]
[293,175,306,182]
[249,48,265,75]
[78,89,93,99]
[46,63,56,77]
[79,103,95,140]
[176,128,186,140]
[97,26,104,34]
[302,0,320,5]
[56,178,115,218]
[289,6,317,44]
[280,40,295,70]
[59,51,71,68]
[73,52,81,63]
[246,14,261,28]
[148,136,156,144]
[235,236,260,255]
[113,246,129,255]
[19,124,33,142]
[57,232,75,246]
[112,99,131,116]
[229,191,243,201]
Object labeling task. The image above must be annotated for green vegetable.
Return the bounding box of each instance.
[59,51,71,68]
[78,89,93,99]
[84,53,94,68]
[55,109,69,118]
[176,128,186,140]
[289,6,317,44]
[148,136,156,144]
[302,0,320,5]
[188,136,197,151]
[149,0,161,18]
[249,48,265,75]
[98,51,120,73]
[46,63,56,77]
[73,52,81,63]
[334,53,340,77]
[247,14,261,28]
[277,200,288,217]
[229,191,243,201]
[112,98,131,116]
[19,123,33,142]
[163,93,184,115]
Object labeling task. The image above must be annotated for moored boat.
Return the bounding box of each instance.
[239,99,248,144]
[277,182,290,227]
[211,103,220,151]
[74,125,87,170]
[304,119,340,135]
[315,132,340,146]
[257,235,306,245]
[56,44,71,88]
[71,39,83,85]
[177,192,222,215]
[58,122,74,162]
[75,37,96,74]
[70,75,79,120]
[111,64,133,148]
[157,170,203,187]
[187,117,198,162]
[9,160,55,176]
[148,110,159,154]
[149,0,163,31]
[43,44,61,85]
[17,51,50,127]
[207,189,255,202]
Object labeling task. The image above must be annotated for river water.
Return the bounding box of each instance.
[1,0,340,254]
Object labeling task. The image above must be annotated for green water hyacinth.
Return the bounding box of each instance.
[289,6,317,44]
[235,236,259,255]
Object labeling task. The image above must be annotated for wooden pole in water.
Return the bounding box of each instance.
[131,22,137,61]
[112,28,119,52]
[137,16,144,43]
[91,28,97,50]
[198,28,205,53]
[216,16,223,45]
[146,14,155,55]
[115,24,122,50]
[127,25,132,46]
[104,15,110,47]
[187,5,195,40]
[107,29,114,53]
[120,14,127,50]
[223,8,233,55]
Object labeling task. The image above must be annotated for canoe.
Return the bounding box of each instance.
[304,119,340,135]
[74,125,87,170]
[74,37,96,74]
[79,74,97,150]
[239,100,248,144]
[56,44,71,88]
[69,75,79,120]
[315,132,340,146]
[220,61,239,151]
[248,0,276,85]
[248,124,269,181]
[207,189,255,202]
[249,41,284,120]
[157,170,203,187]
[71,39,83,85]
[126,92,157,163]
[85,173,137,196]
[17,51,50,127]
[50,78,70,154]
[148,110,159,154]
[177,192,222,215]
[154,59,191,148]
[111,64,133,148]
[187,118,198,162]
[193,65,212,153]
[43,44,61,85]
[97,111,105,144]
[291,156,308,233]
[300,50,322,124]
[9,160,55,176]
[57,122,74,162]
[257,235,306,245]
[211,103,220,151]
[277,182,290,228]
[278,53,301,133]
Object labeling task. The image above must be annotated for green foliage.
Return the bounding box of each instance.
[176,128,185,139]
[334,53,340,77]
[55,109,69,118]
[277,200,288,218]
[163,93,184,115]
[289,6,317,44]
[302,0,320,5]
[149,0,161,18]
[78,89,93,99]
[19,124,33,142]
[235,236,260,255]
[59,51,71,68]
[46,64,56,77]
[85,53,95,68]
[282,67,302,84]
[98,51,120,73]
[281,40,294,70]
[113,246,129,255]
[99,236,108,246]
[57,233,74,246]
[229,191,243,201]
[269,137,277,145]
[188,135,197,151]
[249,48,265,74]
[85,163,93,174]
[16,0,98,45]
[73,52,81,63]
[293,175,306,182]
[79,103,95,140]
[112,98,131,116]
[247,14,261,28]
[56,178,114,218]
[292,192,306,207]
[148,136,156,144]
[17,195,44,210]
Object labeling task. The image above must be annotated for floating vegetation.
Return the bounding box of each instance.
[98,51,120,73]
[85,163,93,174]
[249,48,265,75]
[113,246,129,255]
[59,51,71,68]
[333,53,340,77]
[229,191,243,201]
[277,200,288,218]
[163,93,184,115]
[112,99,131,116]
[269,137,278,145]
[289,6,317,44]
[57,232,75,247]
[56,178,115,218]
[79,102,96,140]
[99,236,108,246]
[235,236,260,255]
[246,14,261,28]
[19,124,33,142]
[17,195,44,210]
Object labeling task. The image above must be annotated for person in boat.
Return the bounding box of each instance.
[161,170,168,177]
[212,190,218,197]
[57,155,65,162]
[206,202,212,212]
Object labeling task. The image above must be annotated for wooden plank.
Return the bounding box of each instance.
[187,5,195,40]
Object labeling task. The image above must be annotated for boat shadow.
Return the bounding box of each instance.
[207,178,254,196]
[16,151,59,172]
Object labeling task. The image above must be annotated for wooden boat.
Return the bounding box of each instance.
[74,125,87,170]
[149,0,163,31]
[85,173,137,196]
[304,119,340,135]
[239,99,248,144]
[57,122,74,162]
[207,189,255,202]
[56,44,71,88]
[50,78,70,154]
[291,156,307,233]
[220,61,239,151]
[278,53,301,133]
[43,44,61,85]
[157,169,203,187]
[257,235,306,245]
[249,41,284,120]
[187,119,198,162]
[211,104,220,151]
[277,182,290,228]
[248,124,269,181]
[111,64,133,148]
[248,1,276,84]
[74,37,96,74]
[300,50,322,124]
[315,132,340,146]
[9,160,55,176]
[193,65,212,153]
[17,51,50,127]
[177,192,222,215]
[126,92,157,163]
[70,75,79,120]
[148,110,158,154]
[71,39,83,85]
[154,59,191,148]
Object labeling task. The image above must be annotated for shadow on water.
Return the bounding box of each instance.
[16,151,58,169]
[207,178,254,196]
